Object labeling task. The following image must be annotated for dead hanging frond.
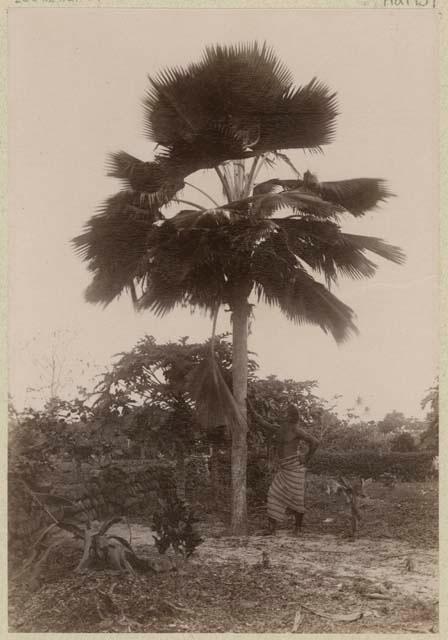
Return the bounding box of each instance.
[188,304,246,432]
[189,355,245,432]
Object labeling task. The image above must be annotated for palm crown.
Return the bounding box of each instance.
[105,43,337,201]
[74,43,403,342]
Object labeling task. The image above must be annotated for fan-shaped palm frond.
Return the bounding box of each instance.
[169,208,231,231]
[249,189,343,218]
[182,188,342,220]
[135,227,230,316]
[72,191,162,305]
[253,258,358,343]
[143,42,337,174]
[318,178,394,216]
[340,233,405,263]
[74,183,403,333]
[145,43,291,146]
[106,151,184,205]
[180,175,391,222]
[273,218,405,284]
[255,78,338,153]
[253,176,394,216]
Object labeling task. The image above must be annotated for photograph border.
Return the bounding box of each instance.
[1,1,445,638]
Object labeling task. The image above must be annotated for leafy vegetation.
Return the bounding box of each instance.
[420,381,438,450]
[390,432,417,452]
[8,363,438,634]
[152,496,203,558]
[309,450,434,481]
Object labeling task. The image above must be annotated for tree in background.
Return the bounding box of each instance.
[8,392,106,487]
[345,395,371,422]
[74,43,404,533]
[93,335,257,500]
[14,329,98,410]
[247,376,330,456]
[420,380,438,451]
[377,410,407,435]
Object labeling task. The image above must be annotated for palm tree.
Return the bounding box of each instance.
[73,42,404,534]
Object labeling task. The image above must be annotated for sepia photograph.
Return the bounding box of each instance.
[7,6,439,634]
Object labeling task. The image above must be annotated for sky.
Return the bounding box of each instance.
[8,8,439,419]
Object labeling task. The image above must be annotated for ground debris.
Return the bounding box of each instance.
[8,480,438,634]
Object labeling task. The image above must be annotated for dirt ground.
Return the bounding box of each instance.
[8,479,439,633]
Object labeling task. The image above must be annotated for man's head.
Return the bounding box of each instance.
[286,404,300,422]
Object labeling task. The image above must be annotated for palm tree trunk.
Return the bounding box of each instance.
[230,299,249,535]
[175,443,186,502]
[209,445,220,498]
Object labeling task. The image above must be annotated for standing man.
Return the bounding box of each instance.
[249,403,319,535]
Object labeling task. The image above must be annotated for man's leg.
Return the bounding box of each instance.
[293,511,304,535]
[267,517,277,535]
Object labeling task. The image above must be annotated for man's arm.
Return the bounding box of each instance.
[294,425,320,463]
[247,400,279,434]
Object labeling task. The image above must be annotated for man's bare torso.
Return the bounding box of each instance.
[277,420,312,459]
[248,401,319,465]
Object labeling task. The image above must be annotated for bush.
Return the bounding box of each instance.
[324,425,387,453]
[309,449,435,481]
[152,495,203,557]
[390,432,416,452]
[185,454,210,497]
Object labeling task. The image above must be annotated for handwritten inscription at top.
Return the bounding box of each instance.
[14,0,79,3]
[384,0,435,6]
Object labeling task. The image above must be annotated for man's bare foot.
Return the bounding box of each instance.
[263,518,277,536]
[341,532,356,541]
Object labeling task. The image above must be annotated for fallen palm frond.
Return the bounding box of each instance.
[299,603,363,622]
[292,609,302,632]
[11,484,152,582]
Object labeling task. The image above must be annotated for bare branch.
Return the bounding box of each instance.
[184,181,219,207]
[98,516,123,536]
[243,155,261,198]
[172,198,206,211]
[214,166,232,201]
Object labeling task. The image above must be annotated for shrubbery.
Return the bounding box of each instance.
[308,449,435,481]
[390,432,417,452]
[152,480,204,557]
[242,449,436,507]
